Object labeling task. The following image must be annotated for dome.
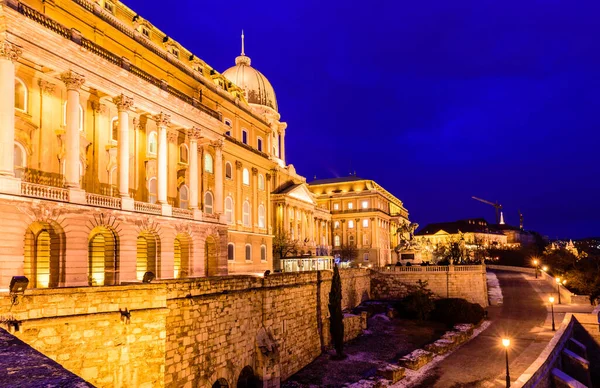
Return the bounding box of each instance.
[222,34,278,112]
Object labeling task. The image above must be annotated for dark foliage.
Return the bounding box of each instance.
[431,298,484,327]
[328,264,345,358]
[394,280,435,321]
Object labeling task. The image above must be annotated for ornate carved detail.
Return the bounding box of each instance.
[252,167,258,176]
[113,94,134,111]
[91,101,107,114]
[60,70,85,91]
[38,80,55,96]
[87,213,122,233]
[167,131,178,143]
[174,222,193,236]
[235,160,243,169]
[210,138,224,150]
[153,112,171,127]
[265,173,271,181]
[17,202,64,224]
[187,127,202,141]
[135,215,162,235]
[0,40,22,62]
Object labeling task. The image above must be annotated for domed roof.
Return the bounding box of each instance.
[222,33,278,112]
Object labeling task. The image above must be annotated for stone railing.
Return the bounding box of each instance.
[172,207,193,219]
[86,193,121,209]
[134,201,161,215]
[21,181,69,202]
[384,265,483,273]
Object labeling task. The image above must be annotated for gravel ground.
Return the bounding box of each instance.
[283,314,446,387]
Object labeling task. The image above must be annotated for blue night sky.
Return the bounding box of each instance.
[126,0,599,239]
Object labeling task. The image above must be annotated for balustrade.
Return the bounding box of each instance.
[21,182,69,202]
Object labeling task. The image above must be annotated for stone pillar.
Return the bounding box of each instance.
[114,94,134,210]
[280,129,286,163]
[371,217,378,266]
[283,204,289,235]
[266,173,272,233]
[60,71,86,202]
[154,112,172,215]
[188,128,200,216]
[0,40,21,194]
[212,139,224,215]
[235,160,243,222]
[355,218,361,248]
[252,167,258,231]
[341,219,346,246]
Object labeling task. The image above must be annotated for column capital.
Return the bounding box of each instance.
[0,40,22,62]
[187,127,202,141]
[210,138,224,150]
[235,160,243,169]
[154,112,171,127]
[252,167,258,176]
[38,80,55,96]
[265,173,271,181]
[113,94,134,112]
[91,101,107,114]
[60,70,85,90]
[167,131,178,143]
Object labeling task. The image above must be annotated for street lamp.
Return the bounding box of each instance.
[549,297,555,331]
[555,277,562,304]
[533,258,539,279]
[542,265,548,273]
[502,338,511,387]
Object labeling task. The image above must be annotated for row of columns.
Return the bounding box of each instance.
[280,203,330,245]
[0,40,22,187]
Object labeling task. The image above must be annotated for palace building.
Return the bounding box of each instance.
[0,0,409,290]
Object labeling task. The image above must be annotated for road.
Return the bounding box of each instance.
[413,271,549,388]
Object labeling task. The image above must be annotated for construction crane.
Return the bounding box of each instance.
[472,196,503,225]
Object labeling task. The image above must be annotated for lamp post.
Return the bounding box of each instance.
[549,297,556,331]
[533,259,539,279]
[555,277,562,304]
[502,338,511,387]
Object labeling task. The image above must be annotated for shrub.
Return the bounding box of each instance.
[431,298,484,327]
[394,280,435,320]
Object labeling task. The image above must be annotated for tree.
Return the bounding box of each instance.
[396,280,435,320]
[337,243,357,262]
[272,229,299,260]
[329,264,345,359]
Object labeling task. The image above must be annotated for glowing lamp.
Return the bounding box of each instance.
[549,297,555,303]
[555,277,560,284]
[502,338,510,348]
[542,266,548,272]
[533,259,538,265]
[562,280,567,285]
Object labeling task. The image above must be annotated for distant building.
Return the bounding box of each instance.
[307,176,409,267]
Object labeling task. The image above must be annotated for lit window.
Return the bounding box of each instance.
[242,168,250,185]
[257,137,263,152]
[348,202,353,210]
[363,219,369,228]
[110,117,118,142]
[148,177,157,204]
[15,78,27,112]
[204,191,213,214]
[349,235,355,246]
[225,196,233,224]
[334,221,340,229]
[260,245,267,262]
[243,201,250,227]
[245,244,252,261]
[333,203,339,210]
[13,142,26,178]
[362,201,368,209]
[179,144,189,164]
[258,205,265,228]
[148,132,157,155]
[227,243,235,261]
[258,174,265,191]
[204,154,213,173]
[363,253,369,261]
[348,220,354,229]
[334,235,340,247]
[179,185,189,209]
[242,129,248,145]
[62,102,84,132]
[225,162,233,179]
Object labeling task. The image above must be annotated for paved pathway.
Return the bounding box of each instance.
[411,270,591,388]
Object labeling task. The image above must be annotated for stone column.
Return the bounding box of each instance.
[266,173,272,233]
[212,139,224,215]
[252,167,258,231]
[154,112,172,215]
[0,40,22,194]
[235,160,243,222]
[283,204,289,235]
[60,71,86,202]
[188,127,201,217]
[341,219,346,246]
[371,217,378,266]
[355,218,361,248]
[114,94,134,210]
[280,129,286,163]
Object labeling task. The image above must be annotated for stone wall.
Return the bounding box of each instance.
[370,266,489,307]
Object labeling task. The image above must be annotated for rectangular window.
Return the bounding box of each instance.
[363,219,369,228]
[242,130,248,144]
[333,203,339,210]
[362,201,368,209]
[363,253,369,261]
[348,202,353,210]
[257,137,263,152]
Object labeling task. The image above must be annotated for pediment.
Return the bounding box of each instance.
[286,184,316,205]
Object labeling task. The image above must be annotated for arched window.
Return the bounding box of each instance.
[334,221,340,229]
[349,235,355,246]
[227,243,235,261]
[110,117,118,142]
[13,142,26,178]
[148,177,157,204]
[204,191,213,214]
[204,154,213,173]
[348,220,354,229]
[258,204,266,228]
[179,144,189,164]
[260,245,267,262]
[258,205,266,228]
[179,185,189,209]
[245,244,251,261]
[225,196,233,224]
[242,201,250,227]
[148,131,157,155]
[258,174,265,191]
[15,78,27,112]
[225,162,232,180]
[242,168,250,185]
[334,235,341,247]
[62,101,84,132]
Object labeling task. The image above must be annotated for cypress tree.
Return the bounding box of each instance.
[328,264,345,359]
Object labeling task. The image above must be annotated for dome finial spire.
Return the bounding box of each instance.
[241,29,245,56]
